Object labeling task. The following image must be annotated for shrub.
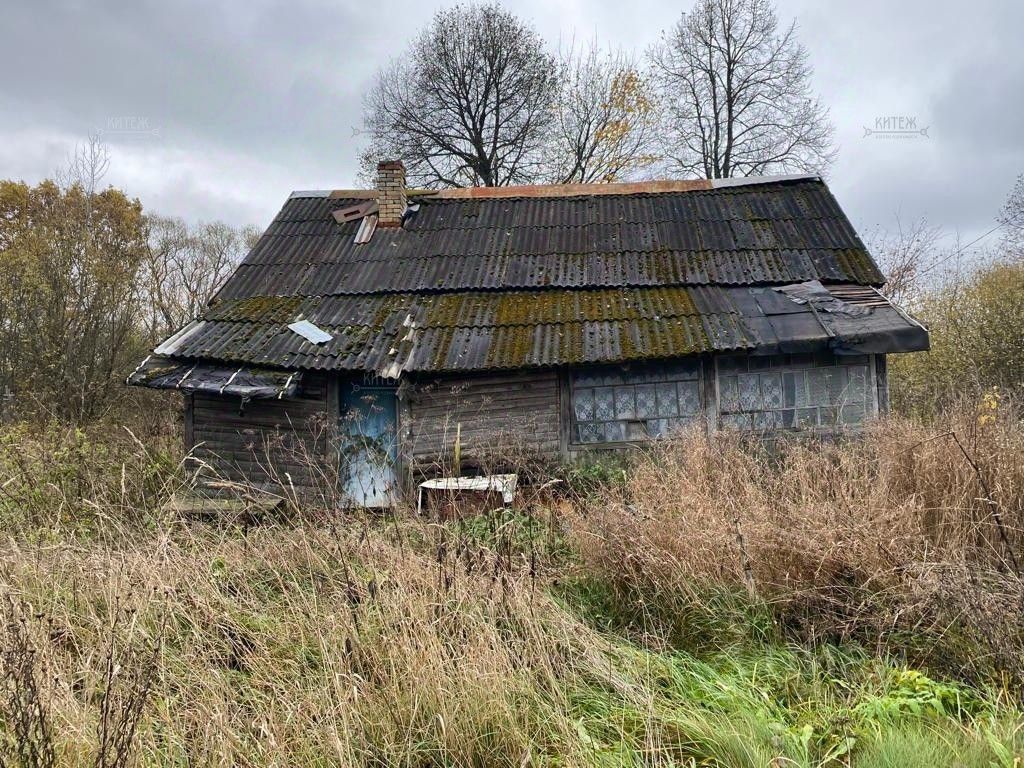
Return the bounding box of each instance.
[890,258,1024,414]
[0,421,183,536]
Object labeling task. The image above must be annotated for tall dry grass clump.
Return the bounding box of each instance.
[7,521,1019,767]
[0,523,635,766]
[574,399,1024,683]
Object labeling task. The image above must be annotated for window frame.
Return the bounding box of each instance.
[565,361,707,449]
[712,352,879,432]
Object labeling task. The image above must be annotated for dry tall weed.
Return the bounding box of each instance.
[0,522,637,765]
[573,401,1024,684]
[2,403,1024,764]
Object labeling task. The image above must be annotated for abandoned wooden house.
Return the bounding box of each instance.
[128,160,929,505]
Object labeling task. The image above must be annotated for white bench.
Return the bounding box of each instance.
[416,473,518,515]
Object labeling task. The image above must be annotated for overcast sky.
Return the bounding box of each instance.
[2,0,1021,256]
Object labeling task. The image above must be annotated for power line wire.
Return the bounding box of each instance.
[918,222,1003,275]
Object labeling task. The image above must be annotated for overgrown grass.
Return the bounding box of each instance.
[2,524,1021,766]
[0,402,1022,766]
[0,421,183,538]
[573,400,1024,687]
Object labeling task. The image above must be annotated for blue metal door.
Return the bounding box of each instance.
[339,381,398,507]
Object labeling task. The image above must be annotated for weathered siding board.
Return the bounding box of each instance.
[404,370,562,472]
[183,394,195,456]
[875,354,890,414]
[189,372,331,494]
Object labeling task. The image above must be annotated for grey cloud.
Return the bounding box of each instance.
[1,0,1021,246]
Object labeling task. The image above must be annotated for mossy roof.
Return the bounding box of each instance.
[144,177,914,374]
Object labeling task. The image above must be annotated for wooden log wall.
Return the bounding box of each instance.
[402,370,563,475]
[188,372,333,495]
[184,353,888,499]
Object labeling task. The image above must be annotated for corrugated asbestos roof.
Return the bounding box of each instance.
[139,177,927,376]
[156,287,755,373]
[221,180,882,299]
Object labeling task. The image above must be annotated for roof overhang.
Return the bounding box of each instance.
[126,356,301,400]
[716,281,929,358]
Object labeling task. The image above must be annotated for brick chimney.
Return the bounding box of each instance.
[376,160,406,227]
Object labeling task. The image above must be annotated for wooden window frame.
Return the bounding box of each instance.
[563,361,707,450]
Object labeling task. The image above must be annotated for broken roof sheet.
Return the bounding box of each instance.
[126,356,301,399]
[134,176,925,377]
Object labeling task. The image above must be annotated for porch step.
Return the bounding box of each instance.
[160,487,286,521]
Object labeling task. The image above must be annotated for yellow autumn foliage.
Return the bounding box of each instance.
[890,259,1024,414]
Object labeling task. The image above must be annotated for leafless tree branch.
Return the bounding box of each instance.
[649,0,835,179]
[360,3,558,187]
[998,173,1024,262]
[547,41,660,183]
[868,215,944,308]
[140,217,257,342]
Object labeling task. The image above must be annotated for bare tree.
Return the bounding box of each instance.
[649,0,835,179]
[548,42,660,183]
[998,173,1024,261]
[55,132,110,196]
[360,3,558,187]
[141,217,258,342]
[867,216,944,308]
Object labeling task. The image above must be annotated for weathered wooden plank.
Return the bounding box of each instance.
[183,394,195,456]
[189,382,331,494]
[404,370,563,466]
[875,354,890,414]
[410,422,559,437]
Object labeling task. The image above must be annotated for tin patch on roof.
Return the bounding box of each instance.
[287,319,332,344]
